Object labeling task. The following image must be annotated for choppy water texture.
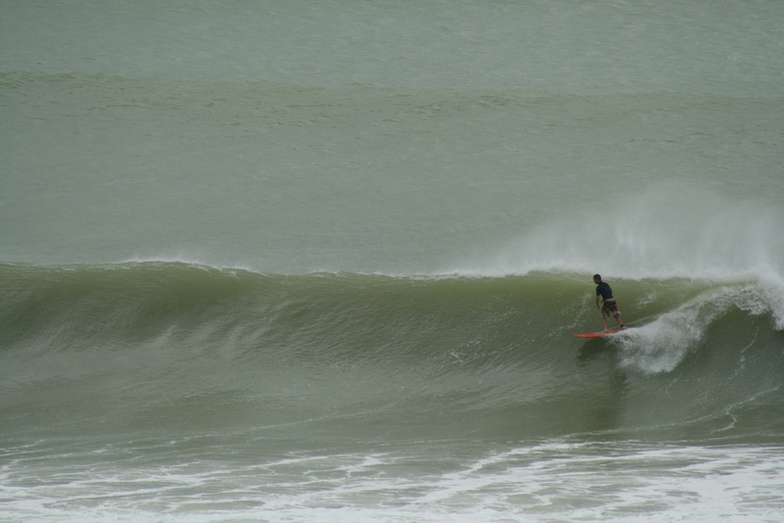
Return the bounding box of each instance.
[2,0,783,521]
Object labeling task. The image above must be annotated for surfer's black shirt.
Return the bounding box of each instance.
[596,281,613,301]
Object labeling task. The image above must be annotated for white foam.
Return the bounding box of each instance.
[614,282,778,374]
[4,442,781,522]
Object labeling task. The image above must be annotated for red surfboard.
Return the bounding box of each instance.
[572,328,625,338]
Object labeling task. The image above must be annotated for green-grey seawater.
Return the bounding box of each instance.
[2,1,783,520]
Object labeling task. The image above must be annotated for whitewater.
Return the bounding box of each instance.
[2,1,783,521]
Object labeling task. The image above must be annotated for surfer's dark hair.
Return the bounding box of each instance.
[593,274,601,281]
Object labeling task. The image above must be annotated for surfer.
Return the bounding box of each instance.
[593,274,624,332]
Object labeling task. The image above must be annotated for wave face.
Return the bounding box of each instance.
[3,261,782,444]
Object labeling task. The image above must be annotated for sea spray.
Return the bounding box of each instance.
[452,183,784,283]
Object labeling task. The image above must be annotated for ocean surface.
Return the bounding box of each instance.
[1,1,783,521]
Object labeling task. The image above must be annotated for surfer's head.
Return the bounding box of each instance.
[593,274,602,283]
